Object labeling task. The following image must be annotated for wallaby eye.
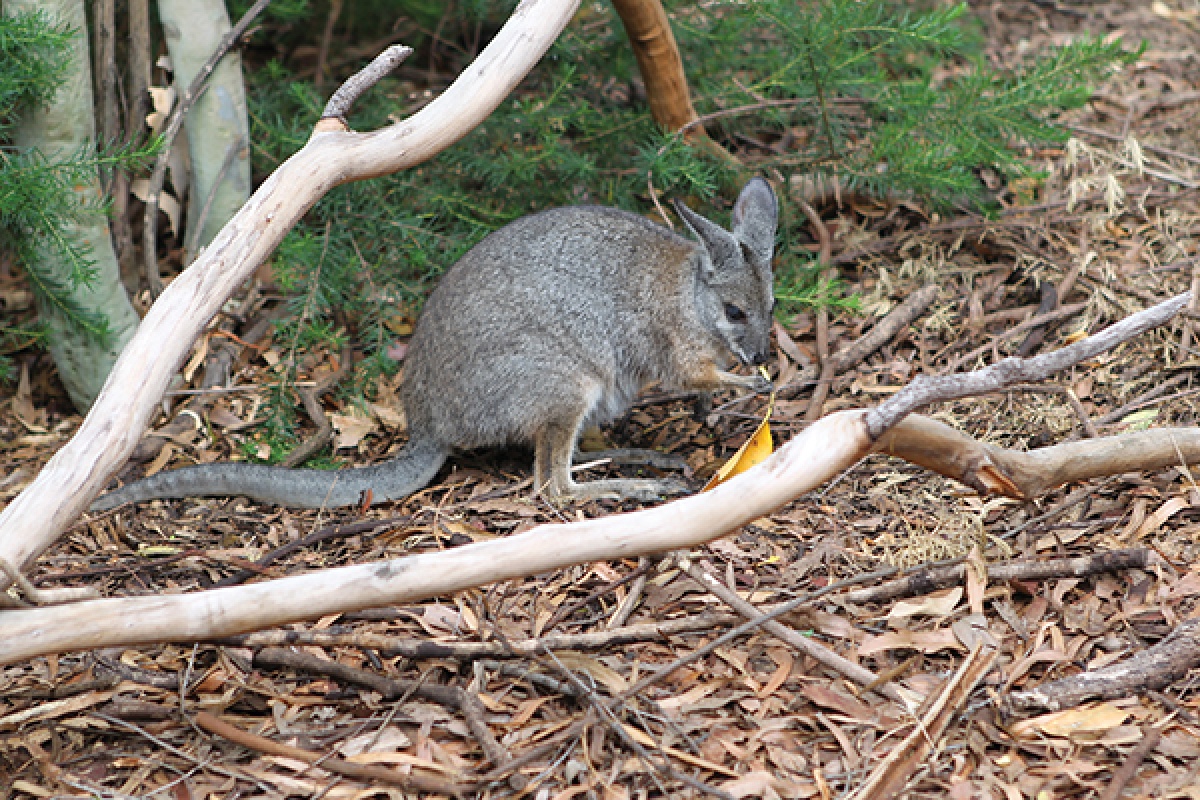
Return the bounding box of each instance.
[724,303,747,323]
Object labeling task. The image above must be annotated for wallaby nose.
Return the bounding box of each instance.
[751,351,768,366]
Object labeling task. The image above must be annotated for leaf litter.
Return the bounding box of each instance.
[5,0,1200,797]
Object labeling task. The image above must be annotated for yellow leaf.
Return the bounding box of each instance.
[704,383,775,491]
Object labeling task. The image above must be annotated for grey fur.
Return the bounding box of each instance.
[92,178,778,510]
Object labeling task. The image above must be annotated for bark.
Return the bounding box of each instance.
[7,0,140,411]
[157,0,252,262]
[0,0,584,583]
[610,0,699,133]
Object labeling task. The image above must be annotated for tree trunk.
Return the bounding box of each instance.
[157,0,252,263]
[7,0,140,412]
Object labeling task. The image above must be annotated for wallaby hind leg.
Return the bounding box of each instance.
[536,409,687,505]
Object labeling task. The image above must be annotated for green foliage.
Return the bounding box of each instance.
[241,0,1130,449]
[0,10,157,383]
[674,0,1133,204]
[0,9,72,137]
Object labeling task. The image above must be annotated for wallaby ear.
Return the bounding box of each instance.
[672,198,740,279]
[731,177,778,267]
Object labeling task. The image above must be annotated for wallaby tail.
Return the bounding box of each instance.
[90,436,449,511]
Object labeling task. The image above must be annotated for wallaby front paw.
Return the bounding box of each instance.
[749,373,774,394]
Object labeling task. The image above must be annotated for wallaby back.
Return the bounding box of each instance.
[93,177,778,510]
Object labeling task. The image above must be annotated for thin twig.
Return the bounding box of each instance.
[680,556,903,702]
[869,293,1191,438]
[1097,726,1163,800]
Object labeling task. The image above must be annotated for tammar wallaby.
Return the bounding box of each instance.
[92,177,778,511]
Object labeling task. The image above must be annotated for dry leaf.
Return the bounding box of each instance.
[552,652,628,693]
[12,364,46,433]
[368,401,406,430]
[338,727,412,756]
[1011,703,1131,740]
[1134,495,1189,538]
[887,587,962,620]
[858,629,962,656]
[331,409,377,450]
[705,391,774,490]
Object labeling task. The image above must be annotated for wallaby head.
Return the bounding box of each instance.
[673,177,779,369]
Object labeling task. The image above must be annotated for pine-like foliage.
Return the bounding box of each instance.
[0,9,155,384]
[238,0,1130,454]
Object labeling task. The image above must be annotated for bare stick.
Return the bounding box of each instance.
[1098,726,1162,800]
[942,302,1088,374]
[1010,617,1200,711]
[680,557,903,702]
[253,647,514,773]
[0,412,875,663]
[867,292,1191,438]
[875,414,1200,500]
[322,45,413,121]
[142,0,272,296]
[225,610,743,657]
[833,283,939,374]
[193,710,468,795]
[838,549,1156,607]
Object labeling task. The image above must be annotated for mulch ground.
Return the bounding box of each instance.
[3,1,1200,797]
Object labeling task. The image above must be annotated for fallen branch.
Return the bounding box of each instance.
[1009,617,1200,711]
[0,0,585,586]
[838,549,1157,607]
[867,292,1191,438]
[800,282,939,415]
[253,647,516,775]
[224,608,741,658]
[1098,726,1162,800]
[0,411,874,664]
[0,293,1190,662]
[876,414,1200,500]
[192,710,468,795]
[680,556,904,702]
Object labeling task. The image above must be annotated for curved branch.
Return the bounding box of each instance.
[0,0,584,585]
[0,412,873,664]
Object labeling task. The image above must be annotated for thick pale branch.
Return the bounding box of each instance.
[0,413,873,665]
[0,0,583,584]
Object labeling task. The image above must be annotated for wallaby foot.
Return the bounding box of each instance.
[572,448,688,471]
[718,369,773,394]
[544,477,690,505]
